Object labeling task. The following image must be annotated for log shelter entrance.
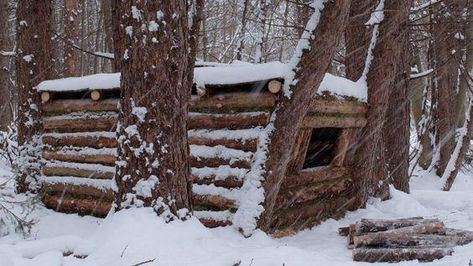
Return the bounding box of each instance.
[37,64,367,235]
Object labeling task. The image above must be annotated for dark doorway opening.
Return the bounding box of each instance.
[302,127,341,168]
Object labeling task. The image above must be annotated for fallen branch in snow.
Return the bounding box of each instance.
[131,258,156,266]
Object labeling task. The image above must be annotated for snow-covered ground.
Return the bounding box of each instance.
[1,162,473,266]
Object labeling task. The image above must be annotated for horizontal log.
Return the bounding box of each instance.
[188,112,270,130]
[42,133,117,148]
[352,247,453,263]
[353,222,446,248]
[189,156,251,169]
[276,177,352,207]
[42,182,114,199]
[43,150,116,165]
[42,99,119,114]
[191,175,243,188]
[44,112,269,132]
[193,194,237,210]
[42,165,114,179]
[188,136,257,152]
[302,115,367,129]
[42,194,111,217]
[43,116,117,132]
[189,92,276,112]
[350,217,440,237]
[310,99,367,115]
[282,166,350,188]
[356,233,473,249]
[273,196,356,233]
[198,218,232,228]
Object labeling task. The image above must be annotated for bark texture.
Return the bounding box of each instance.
[352,0,413,204]
[114,1,192,217]
[16,0,53,192]
[0,0,12,131]
[257,0,350,232]
[63,0,81,76]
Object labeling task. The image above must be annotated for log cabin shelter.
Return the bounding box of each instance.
[36,62,367,236]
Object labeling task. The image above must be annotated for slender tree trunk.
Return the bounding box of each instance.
[256,0,350,233]
[114,1,192,218]
[16,0,53,192]
[111,0,122,72]
[236,0,250,61]
[63,0,81,76]
[0,0,12,131]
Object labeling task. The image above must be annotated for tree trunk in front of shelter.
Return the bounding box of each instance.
[114,1,192,218]
[352,0,413,205]
[257,0,350,233]
[383,2,412,193]
[16,0,53,192]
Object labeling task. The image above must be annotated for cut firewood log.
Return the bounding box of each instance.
[267,80,282,94]
[90,90,102,101]
[42,99,118,114]
[353,222,447,248]
[302,114,367,129]
[357,233,473,249]
[41,91,52,103]
[188,112,270,130]
[42,150,116,165]
[350,217,440,236]
[352,247,454,263]
[42,133,117,148]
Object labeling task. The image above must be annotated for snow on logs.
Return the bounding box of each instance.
[339,218,473,263]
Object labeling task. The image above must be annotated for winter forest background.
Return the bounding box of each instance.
[2,0,473,265]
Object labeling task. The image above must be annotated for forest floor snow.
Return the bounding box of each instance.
[1,162,473,265]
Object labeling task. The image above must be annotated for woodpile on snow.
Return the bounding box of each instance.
[339,217,473,263]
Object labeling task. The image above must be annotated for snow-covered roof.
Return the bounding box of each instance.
[36,62,367,102]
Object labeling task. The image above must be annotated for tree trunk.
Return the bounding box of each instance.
[0,0,12,131]
[114,1,192,218]
[383,9,412,193]
[432,1,463,176]
[352,0,413,204]
[256,0,350,233]
[63,0,81,76]
[16,0,53,192]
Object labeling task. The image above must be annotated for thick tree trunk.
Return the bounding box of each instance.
[114,1,192,218]
[257,0,350,232]
[16,0,53,192]
[344,0,376,81]
[0,0,12,131]
[384,11,412,193]
[432,1,463,176]
[63,0,81,76]
[352,0,413,204]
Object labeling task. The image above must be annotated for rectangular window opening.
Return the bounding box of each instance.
[302,127,342,169]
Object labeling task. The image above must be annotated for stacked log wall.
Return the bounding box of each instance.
[39,81,366,231]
